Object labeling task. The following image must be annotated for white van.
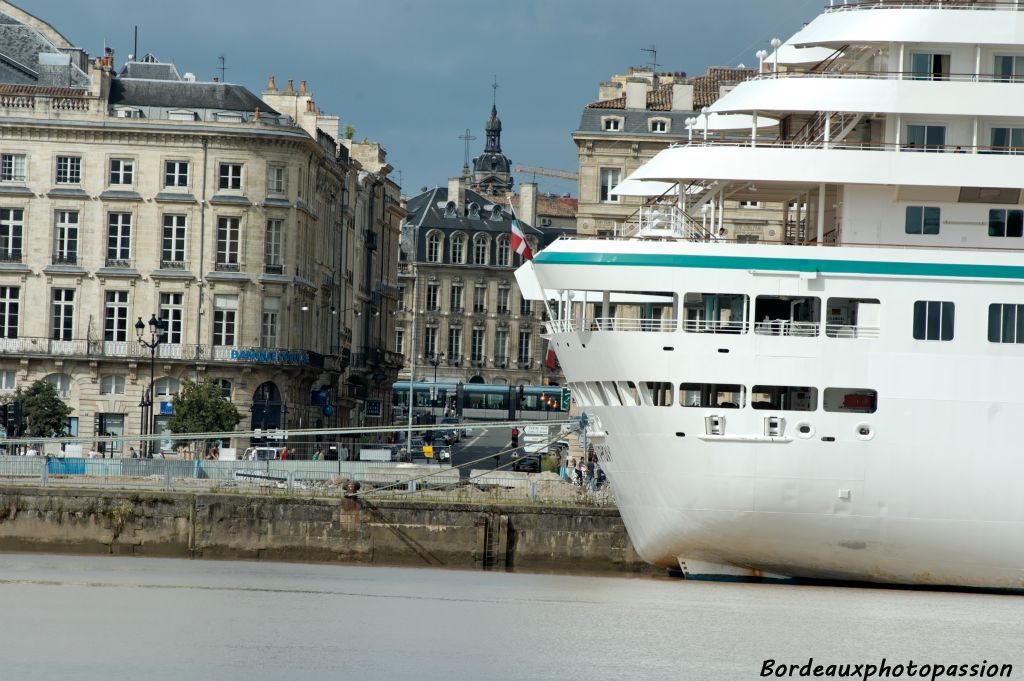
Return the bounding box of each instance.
[242,446,279,461]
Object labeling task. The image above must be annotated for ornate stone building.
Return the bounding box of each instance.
[0,1,402,451]
[394,106,572,392]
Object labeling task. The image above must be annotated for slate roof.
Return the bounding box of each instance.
[0,14,89,88]
[576,108,696,136]
[109,78,279,115]
[119,61,181,81]
[406,186,537,235]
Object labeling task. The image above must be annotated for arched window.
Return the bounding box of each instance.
[154,377,180,398]
[450,232,467,264]
[473,234,489,265]
[496,236,511,266]
[45,373,72,399]
[217,378,232,400]
[100,375,125,395]
[426,231,442,263]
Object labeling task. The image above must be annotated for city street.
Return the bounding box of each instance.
[448,424,513,476]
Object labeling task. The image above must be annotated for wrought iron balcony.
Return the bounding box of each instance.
[160,259,186,270]
[215,261,241,272]
[51,254,77,265]
[263,263,284,275]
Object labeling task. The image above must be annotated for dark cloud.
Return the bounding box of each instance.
[17,0,821,194]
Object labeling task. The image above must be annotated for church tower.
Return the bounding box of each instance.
[471,104,513,196]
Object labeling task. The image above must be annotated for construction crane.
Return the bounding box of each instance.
[514,165,579,182]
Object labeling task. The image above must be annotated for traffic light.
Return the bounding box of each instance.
[510,428,519,448]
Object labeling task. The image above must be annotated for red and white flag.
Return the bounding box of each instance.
[511,219,533,261]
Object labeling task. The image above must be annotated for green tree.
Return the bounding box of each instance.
[343,124,356,140]
[168,378,241,455]
[13,379,72,437]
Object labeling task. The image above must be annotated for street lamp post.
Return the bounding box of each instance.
[135,314,165,458]
[427,352,444,421]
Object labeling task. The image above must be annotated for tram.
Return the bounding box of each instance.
[391,382,568,422]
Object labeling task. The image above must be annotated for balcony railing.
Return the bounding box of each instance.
[263,263,284,275]
[51,254,77,266]
[105,258,131,268]
[517,359,533,369]
[447,355,462,367]
[160,259,186,270]
[0,251,23,264]
[215,262,240,273]
[494,356,509,369]
[0,338,322,365]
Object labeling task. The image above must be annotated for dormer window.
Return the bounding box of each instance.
[602,116,623,132]
[468,202,481,219]
[444,201,457,218]
[168,109,197,122]
[490,205,503,221]
[216,111,244,123]
[649,118,670,133]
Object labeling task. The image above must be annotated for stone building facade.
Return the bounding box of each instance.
[573,66,789,243]
[0,1,402,451]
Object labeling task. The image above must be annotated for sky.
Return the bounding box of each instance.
[19,0,824,197]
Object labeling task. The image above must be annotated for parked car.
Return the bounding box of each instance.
[512,455,541,473]
[405,437,451,462]
[440,418,467,442]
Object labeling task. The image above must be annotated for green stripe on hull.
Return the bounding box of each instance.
[533,251,1024,281]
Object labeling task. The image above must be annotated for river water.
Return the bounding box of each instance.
[0,554,1021,681]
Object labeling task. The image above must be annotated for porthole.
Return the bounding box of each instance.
[856,423,874,441]
[796,422,814,439]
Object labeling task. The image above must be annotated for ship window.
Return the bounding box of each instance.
[994,55,1024,83]
[988,127,1024,154]
[905,124,946,152]
[823,388,877,414]
[988,209,1024,238]
[642,381,674,407]
[910,52,950,81]
[905,206,940,235]
[912,300,954,341]
[679,383,746,409]
[826,298,881,338]
[752,386,818,412]
[682,293,748,334]
[753,296,820,337]
[987,303,1024,343]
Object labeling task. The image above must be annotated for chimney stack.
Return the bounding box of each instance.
[520,182,538,228]
[286,79,294,93]
[299,80,307,94]
[267,75,277,92]
[624,78,649,109]
[671,82,694,111]
[212,76,219,83]
[448,177,466,216]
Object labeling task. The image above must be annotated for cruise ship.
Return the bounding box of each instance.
[517,0,1024,589]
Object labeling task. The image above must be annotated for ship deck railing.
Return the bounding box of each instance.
[675,137,1024,155]
[751,69,1024,84]
[547,317,883,339]
[825,1,1024,12]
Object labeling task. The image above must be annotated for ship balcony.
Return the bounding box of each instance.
[547,316,881,339]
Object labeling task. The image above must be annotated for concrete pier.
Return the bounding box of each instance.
[0,486,654,574]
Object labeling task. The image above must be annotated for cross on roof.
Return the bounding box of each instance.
[458,128,477,168]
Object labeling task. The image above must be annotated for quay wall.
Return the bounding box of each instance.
[0,486,654,574]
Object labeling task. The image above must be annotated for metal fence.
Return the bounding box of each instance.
[0,456,616,507]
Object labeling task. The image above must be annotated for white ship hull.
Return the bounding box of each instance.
[523,240,1024,589]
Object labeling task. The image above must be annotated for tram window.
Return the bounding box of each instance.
[643,381,674,407]
[751,385,818,411]
[679,383,746,408]
[823,388,877,414]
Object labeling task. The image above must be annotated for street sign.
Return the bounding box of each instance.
[423,445,433,458]
[366,399,382,418]
[561,387,570,411]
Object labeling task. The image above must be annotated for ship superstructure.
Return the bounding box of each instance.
[518,0,1024,589]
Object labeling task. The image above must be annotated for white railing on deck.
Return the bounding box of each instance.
[753,321,820,337]
[681,320,748,334]
[590,317,677,332]
[825,324,881,339]
[827,1,1023,11]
